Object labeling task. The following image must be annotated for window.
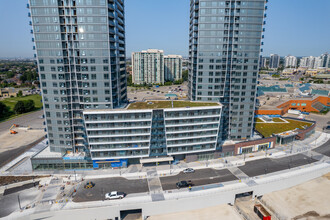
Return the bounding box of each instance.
[40,66,45,71]
[104,74,109,79]
[291,103,296,106]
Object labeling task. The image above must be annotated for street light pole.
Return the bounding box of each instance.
[17,195,21,210]
[74,170,76,182]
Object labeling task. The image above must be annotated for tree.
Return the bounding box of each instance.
[24,99,35,112]
[14,101,26,114]
[17,90,23,97]
[182,70,188,81]
[164,81,173,86]
[0,102,9,116]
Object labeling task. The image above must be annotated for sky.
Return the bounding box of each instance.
[0,0,329,58]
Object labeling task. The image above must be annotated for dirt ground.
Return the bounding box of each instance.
[261,173,330,220]
[0,110,45,168]
[0,176,49,186]
[149,204,241,220]
[0,129,45,155]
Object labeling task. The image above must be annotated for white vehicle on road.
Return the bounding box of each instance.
[183,168,195,174]
[105,191,125,200]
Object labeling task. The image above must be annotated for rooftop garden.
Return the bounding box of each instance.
[127,100,220,110]
[255,118,313,138]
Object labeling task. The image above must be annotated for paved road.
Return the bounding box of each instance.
[313,139,330,157]
[160,168,237,190]
[239,154,317,177]
[73,177,149,202]
[0,110,44,134]
[0,187,39,218]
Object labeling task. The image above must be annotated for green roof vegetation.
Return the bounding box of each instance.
[255,119,313,138]
[127,100,219,110]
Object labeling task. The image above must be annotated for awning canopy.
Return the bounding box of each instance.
[140,157,174,164]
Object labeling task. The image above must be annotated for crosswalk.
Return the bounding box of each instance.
[146,168,165,201]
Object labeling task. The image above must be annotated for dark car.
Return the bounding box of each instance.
[176,180,193,189]
[324,125,330,133]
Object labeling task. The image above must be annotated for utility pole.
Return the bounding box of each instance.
[74,170,77,182]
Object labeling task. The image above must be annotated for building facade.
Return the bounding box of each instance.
[284,55,297,68]
[83,101,223,167]
[320,53,329,68]
[269,54,280,69]
[164,55,183,81]
[131,49,165,85]
[188,0,267,140]
[259,56,267,69]
[28,0,127,153]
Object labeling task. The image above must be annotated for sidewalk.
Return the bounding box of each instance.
[2,132,329,182]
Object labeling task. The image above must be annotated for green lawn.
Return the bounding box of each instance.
[1,94,42,111]
[127,101,220,110]
[255,119,313,137]
[0,94,43,122]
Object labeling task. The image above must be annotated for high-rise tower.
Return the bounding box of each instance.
[28,0,127,153]
[188,0,267,140]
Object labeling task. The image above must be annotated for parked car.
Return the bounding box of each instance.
[176,180,193,189]
[84,181,95,189]
[105,191,126,200]
[183,168,195,174]
[323,125,330,133]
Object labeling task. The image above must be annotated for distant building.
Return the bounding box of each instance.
[164,55,182,81]
[269,54,280,69]
[259,56,267,69]
[300,56,320,69]
[0,88,18,97]
[132,49,165,85]
[320,53,329,68]
[284,55,297,68]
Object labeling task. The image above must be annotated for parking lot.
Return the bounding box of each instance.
[160,168,237,190]
[73,177,149,202]
[127,82,188,102]
[239,154,317,177]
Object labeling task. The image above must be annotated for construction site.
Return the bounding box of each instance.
[0,110,45,169]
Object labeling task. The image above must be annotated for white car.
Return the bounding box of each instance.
[183,168,195,174]
[105,191,125,200]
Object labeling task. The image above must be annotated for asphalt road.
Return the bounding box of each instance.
[0,187,39,218]
[239,154,317,177]
[0,110,44,134]
[313,139,330,157]
[73,177,149,202]
[160,168,237,190]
